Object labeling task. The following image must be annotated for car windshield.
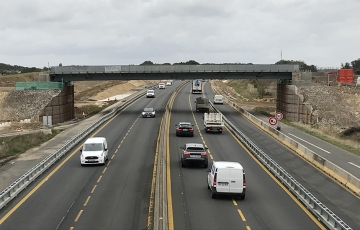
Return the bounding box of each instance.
[147,90,154,93]
[179,123,191,128]
[144,108,154,112]
[83,143,103,151]
[186,147,204,151]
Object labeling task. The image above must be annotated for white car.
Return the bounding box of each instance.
[80,137,108,166]
[146,90,155,98]
[166,81,172,86]
[159,83,165,89]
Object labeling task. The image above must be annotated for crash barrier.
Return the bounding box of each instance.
[153,82,187,230]
[209,99,352,230]
[0,83,159,210]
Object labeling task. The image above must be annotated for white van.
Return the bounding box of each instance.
[207,161,246,199]
[213,95,223,104]
[80,137,108,166]
[146,90,155,98]
[158,83,165,89]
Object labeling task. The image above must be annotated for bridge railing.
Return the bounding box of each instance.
[51,64,300,74]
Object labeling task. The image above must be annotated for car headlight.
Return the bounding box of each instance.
[152,112,155,114]
[142,112,145,115]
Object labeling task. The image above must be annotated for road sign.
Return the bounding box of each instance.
[276,112,283,120]
[268,117,278,126]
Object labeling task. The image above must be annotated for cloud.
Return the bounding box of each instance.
[0,0,359,68]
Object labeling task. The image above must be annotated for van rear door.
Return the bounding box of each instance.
[229,168,244,193]
[215,168,230,193]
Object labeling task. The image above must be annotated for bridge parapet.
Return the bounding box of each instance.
[51,64,299,74]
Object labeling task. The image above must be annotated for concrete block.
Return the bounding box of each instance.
[346,175,360,196]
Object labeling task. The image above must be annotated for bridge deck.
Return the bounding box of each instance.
[50,64,298,81]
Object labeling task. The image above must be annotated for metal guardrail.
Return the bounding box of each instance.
[0,84,158,210]
[209,102,352,230]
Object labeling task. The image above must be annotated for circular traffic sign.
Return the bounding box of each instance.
[276,112,283,120]
[268,117,278,126]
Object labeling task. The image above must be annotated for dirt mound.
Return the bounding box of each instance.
[299,86,360,132]
[1,90,60,121]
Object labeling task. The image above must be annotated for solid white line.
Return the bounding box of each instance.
[348,162,360,169]
[288,133,331,154]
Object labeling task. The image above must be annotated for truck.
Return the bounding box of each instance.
[203,113,224,133]
[192,79,202,94]
[195,97,210,113]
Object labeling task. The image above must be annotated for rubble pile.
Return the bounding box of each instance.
[0,90,61,121]
[299,86,360,132]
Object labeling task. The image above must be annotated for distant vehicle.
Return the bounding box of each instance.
[180,143,208,168]
[194,97,210,113]
[207,161,246,199]
[213,95,223,104]
[175,122,194,137]
[202,79,206,82]
[203,113,224,133]
[146,90,155,98]
[80,137,108,166]
[142,107,155,118]
[166,81,172,86]
[192,80,202,94]
[159,83,165,89]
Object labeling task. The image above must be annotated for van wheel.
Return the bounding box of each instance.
[204,162,208,168]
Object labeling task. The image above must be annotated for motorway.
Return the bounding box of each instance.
[0,80,359,229]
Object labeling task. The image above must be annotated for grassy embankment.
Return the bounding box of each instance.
[0,130,62,161]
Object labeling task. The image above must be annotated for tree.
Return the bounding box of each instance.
[173,60,200,65]
[341,62,352,69]
[275,60,317,72]
[140,61,154,65]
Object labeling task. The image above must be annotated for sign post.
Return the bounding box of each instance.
[275,112,283,131]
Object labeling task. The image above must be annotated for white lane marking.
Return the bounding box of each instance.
[288,133,331,154]
[349,162,360,169]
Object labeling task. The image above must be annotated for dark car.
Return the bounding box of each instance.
[175,122,194,136]
[142,107,155,118]
[180,143,208,168]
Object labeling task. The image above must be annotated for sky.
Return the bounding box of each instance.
[0,0,359,69]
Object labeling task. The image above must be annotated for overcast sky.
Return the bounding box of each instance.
[1,0,359,68]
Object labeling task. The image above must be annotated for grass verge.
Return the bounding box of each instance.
[0,129,62,160]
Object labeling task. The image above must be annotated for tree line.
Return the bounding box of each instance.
[0,63,46,75]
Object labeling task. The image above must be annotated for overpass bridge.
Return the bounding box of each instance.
[50,64,299,82]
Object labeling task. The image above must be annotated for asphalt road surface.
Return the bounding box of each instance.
[0,81,358,229]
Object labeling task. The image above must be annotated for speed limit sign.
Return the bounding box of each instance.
[276,112,283,120]
[268,117,278,126]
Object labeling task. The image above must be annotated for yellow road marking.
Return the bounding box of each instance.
[111,155,115,159]
[226,126,326,230]
[70,227,74,230]
[83,196,91,206]
[97,175,102,183]
[91,185,97,194]
[246,226,251,230]
[232,199,238,206]
[237,209,246,221]
[74,210,83,222]
[107,160,111,166]
[102,167,107,174]
[115,149,118,153]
